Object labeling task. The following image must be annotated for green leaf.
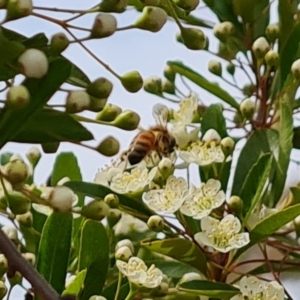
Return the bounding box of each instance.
[0,58,71,148]
[102,281,129,300]
[62,269,87,296]
[167,61,239,109]
[141,238,207,275]
[0,152,13,165]
[12,109,94,143]
[66,60,91,88]
[36,212,73,294]
[239,153,272,217]
[178,280,239,300]
[20,225,40,254]
[64,181,153,217]
[78,220,109,300]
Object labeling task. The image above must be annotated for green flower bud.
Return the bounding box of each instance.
[252,36,269,60]
[227,195,243,216]
[0,281,7,300]
[50,32,69,54]
[6,0,32,21]
[22,253,36,265]
[7,85,30,109]
[0,197,7,211]
[66,90,90,113]
[265,50,279,68]
[291,59,300,81]
[115,245,132,261]
[107,208,122,227]
[87,77,113,99]
[88,96,107,112]
[213,21,235,41]
[111,110,140,130]
[158,158,175,180]
[226,63,235,76]
[3,159,29,185]
[120,71,143,93]
[233,111,243,126]
[99,0,128,12]
[8,271,22,287]
[91,13,117,38]
[208,59,222,76]
[162,80,175,94]
[265,24,279,43]
[134,6,168,32]
[242,83,255,97]
[144,76,162,95]
[0,255,8,277]
[4,191,30,215]
[81,200,110,221]
[26,147,41,167]
[220,137,235,157]
[104,193,119,208]
[147,215,164,231]
[164,65,176,82]
[180,27,206,50]
[18,49,48,78]
[96,103,122,122]
[115,239,134,253]
[16,211,33,227]
[173,0,199,11]
[97,136,120,157]
[240,98,255,120]
[140,0,160,5]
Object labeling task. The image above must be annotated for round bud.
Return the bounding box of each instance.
[97,136,120,157]
[89,296,107,300]
[91,13,117,38]
[87,77,113,99]
[115,245,132,261]
[6,0,32,20]
[202,129,221,143]
[7,85,30,109]
[242,84,256,97]
[104,193,119,208]
[208,59,222,76]
[227,195,243,216]
[96,103,122,122]
[147,215,164,232]
[8,271,22,287]
[120,71,143,93]
[81,200,110,221]
[107,208,122,227]
[50,32,69,54]
[240,98,255,120]
[213,21,235,41]
[48,186,77,212]
[111,110,140,130]
[5,191,30,215]
[1,226,18,241]
[99,0,128,13]
[291,59,300,81]
[26,147,41,167]
[66,90,90,113]
[173,0,199,11]
[144,76,162,95]
[115,239,134,253]
[88,96,107,112]
[252,37,269,60]
[178,272,203,285]
[163,65,176,82]
[135,6,168,32]
[162,80,175,94]
[0,255,8,277]
[226,63,235,76]
[265,24,280,43]
[158,158,175,180]
[220,137,235,156]
[180,27,206,50]
[0,281,7,299]
[22,253,36,265]
[16,211,33,227]
[3,159,29,185]
[265,50,279,68]
[18,49,49,78]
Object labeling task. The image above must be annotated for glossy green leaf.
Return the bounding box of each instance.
[0,58,71,148]
[290,187,300,204]
[65,181,153,216]
[239,153,272,217]
[62,269,87,296]
[178,280,239,299]
[66,60,91,88]
[23,33,48,48]
[41,142,60,153]
[167,61,239,109]
[78,220,109,300]
[36,212,73,294]
[20,225,40,254]
[141,238,207,275]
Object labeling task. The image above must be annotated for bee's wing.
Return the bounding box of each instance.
[152,103,169,127]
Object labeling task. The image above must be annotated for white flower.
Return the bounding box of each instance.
[195,215,249,253]
[143,176,189,214]
[180,179,225,219]
[230,276,284,300]
[171,122,199,149]
[114,213,148,236]
[179,140,225,166]
[202,129,221,143]
[116,257,163,288]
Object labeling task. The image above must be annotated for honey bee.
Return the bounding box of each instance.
[124,104,176,165]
